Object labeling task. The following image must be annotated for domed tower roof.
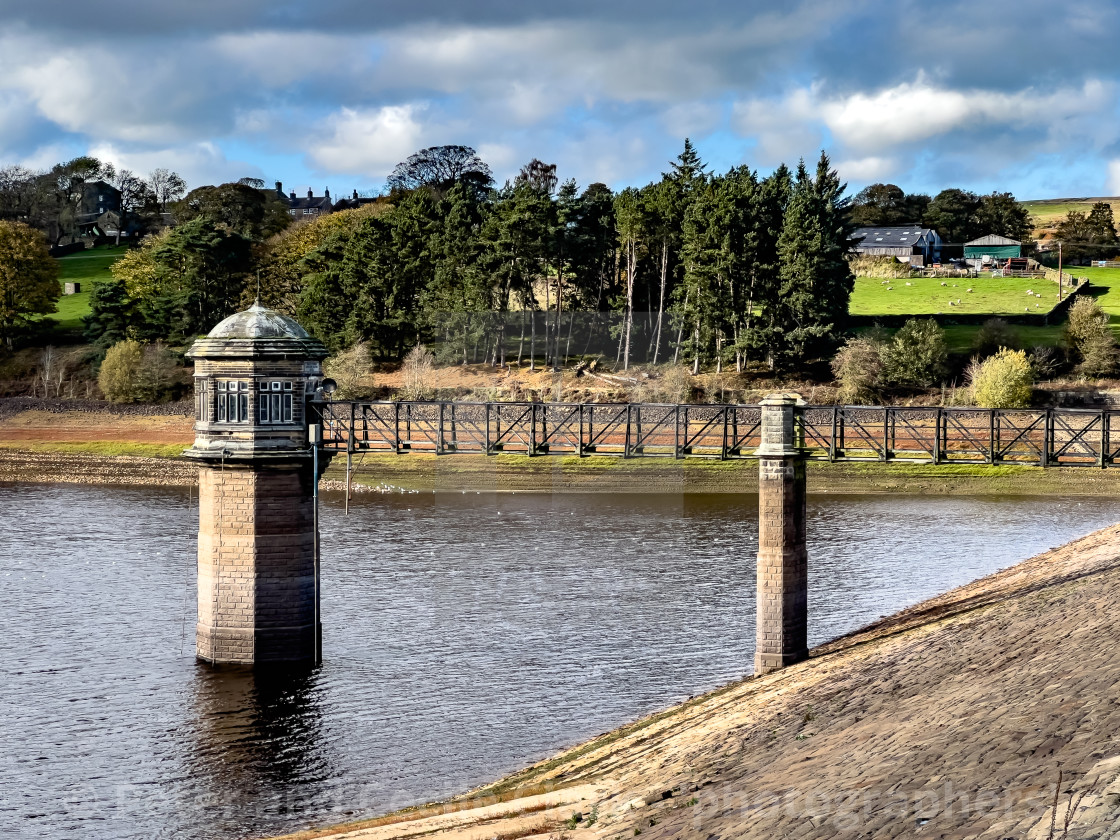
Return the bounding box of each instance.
[208,302,311,340]
[187,302,328,360]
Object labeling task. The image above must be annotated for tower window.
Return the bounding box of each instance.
[217,380,249,422]
[258,380,294,423]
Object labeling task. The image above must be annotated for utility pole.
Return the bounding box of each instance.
[1058,240,1063,300]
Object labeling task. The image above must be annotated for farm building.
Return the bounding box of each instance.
[964,234,1021,268]
[852,226,942,266]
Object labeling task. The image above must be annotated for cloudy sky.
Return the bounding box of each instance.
[2,0,1119,199]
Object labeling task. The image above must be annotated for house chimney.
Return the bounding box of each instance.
[324,187,330,200]
[307,188,313,199]
[290,190,296,200]
[275,180,282,194]
[352,189,358,200]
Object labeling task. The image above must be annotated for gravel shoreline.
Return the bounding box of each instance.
[0,395,194,421]
[0,449,197,487]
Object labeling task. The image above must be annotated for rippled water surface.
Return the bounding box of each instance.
[2,484,1119,839]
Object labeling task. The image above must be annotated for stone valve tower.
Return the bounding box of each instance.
[185,303,333,665]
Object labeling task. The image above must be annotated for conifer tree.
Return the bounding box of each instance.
[768,153,854,369]
[423,181,492,363]
[613,187,645,369]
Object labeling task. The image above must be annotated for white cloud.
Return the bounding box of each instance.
[0,31,234,145]
[1109,160,1120,195]
[819,78,1115,153]
[476,142,517,177]
[210,32,371,86]
[88,142,260,190]
[732,77,1120,184]
[309,105,428,175]
[17,142,81,172]
[1,4,1119,197]
[553,129,653,187]
[835,156,898,182]
[732,90,821,165]
[660,102,722,140]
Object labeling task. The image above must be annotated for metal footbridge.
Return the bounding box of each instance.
[313,401,1120,467]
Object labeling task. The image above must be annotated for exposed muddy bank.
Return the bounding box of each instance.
[5,447,1120,496]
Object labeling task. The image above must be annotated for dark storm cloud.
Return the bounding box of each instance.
[808,0,1120,93]
[1,0,842,35]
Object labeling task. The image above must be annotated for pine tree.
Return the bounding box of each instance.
[484,181,552,367]
[740,164,790,364]
[423,182,492,363]
[83,276,135,345]
[768,153,854,370]
[667,138,707,190]
[613,188,646,369]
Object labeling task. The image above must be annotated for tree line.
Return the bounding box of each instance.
[84,142,857,373]
[848,182,1033,245]
[7,143,1091,381]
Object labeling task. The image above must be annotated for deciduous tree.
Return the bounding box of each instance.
[386,146,493,196]
[147,168,187,212]
[923,188,981,245]
[0,220,59,348]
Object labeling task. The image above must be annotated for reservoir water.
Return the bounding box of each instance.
[2,483,1119,840]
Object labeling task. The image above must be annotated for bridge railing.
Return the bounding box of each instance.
[313,400,1120,467]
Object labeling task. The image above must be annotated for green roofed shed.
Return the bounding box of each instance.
[964,234,1021,264]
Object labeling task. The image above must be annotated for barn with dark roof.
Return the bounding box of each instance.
[852,225,942,267]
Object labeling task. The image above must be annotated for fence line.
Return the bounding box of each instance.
[312,401,1120,468]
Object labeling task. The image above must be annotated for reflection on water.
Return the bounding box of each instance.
[186,666,328,832]
[1,483,1119,839]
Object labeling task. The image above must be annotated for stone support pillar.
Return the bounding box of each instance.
[754,393,808,675]
[196,461,318,664]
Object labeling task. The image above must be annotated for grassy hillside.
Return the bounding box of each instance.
[49,245,127,333]
[1022,197,1120,240]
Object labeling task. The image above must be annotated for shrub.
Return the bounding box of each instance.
[973,318,1019,359]
[1077,332,1119,378]
[323,341,374,399]
[400,343,435,400]
[1027,345,1063,380]
[969,348,1033,408]
[830,336,882,404]
[98,339,182,403]
[1065,296,1110,349]
[98,340,143,401]
[1065,296,1119,378]
[880,318,948,388]
[654,365,693,404]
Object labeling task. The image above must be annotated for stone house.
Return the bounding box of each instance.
[275,181,333,219]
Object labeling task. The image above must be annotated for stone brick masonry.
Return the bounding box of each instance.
[755,455,807,674]
[755,393,808,675]
[196,462,318,663]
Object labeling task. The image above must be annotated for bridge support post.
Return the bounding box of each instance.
[754,393,808,675]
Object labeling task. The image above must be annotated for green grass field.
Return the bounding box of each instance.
[856,266,1120,352]
[47,245,127,333]
[850,273,1065,317]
